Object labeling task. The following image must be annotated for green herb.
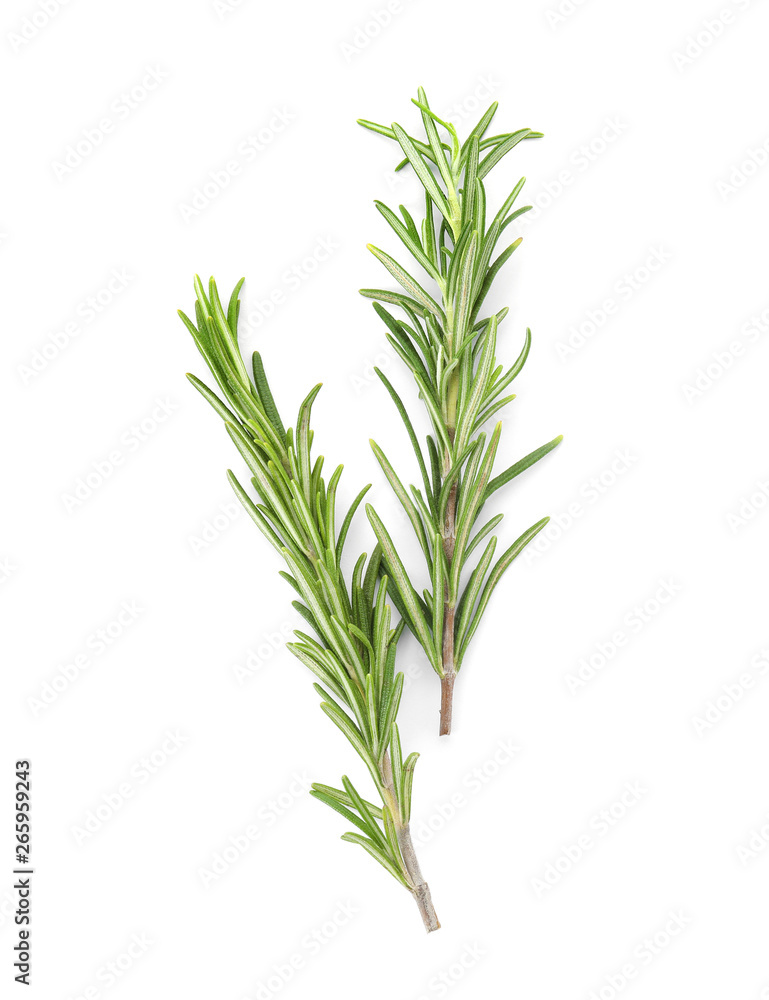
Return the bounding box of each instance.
[179,277,439,931]
[359,89,562,734]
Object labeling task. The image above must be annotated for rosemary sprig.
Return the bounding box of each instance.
[179,277,439,932]
[359,89,562,734]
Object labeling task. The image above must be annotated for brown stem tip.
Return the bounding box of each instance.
[439,673,455,736]
[413,882,441,932]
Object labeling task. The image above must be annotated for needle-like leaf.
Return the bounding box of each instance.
[391,122,452,223]
[485,435,563,501]
[367,244,444,317]
[365,504,441,674]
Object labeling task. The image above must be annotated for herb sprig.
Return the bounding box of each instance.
[359,89,562,734]
[179,277,439,931]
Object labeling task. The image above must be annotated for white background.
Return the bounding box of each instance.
[3,0,769,997]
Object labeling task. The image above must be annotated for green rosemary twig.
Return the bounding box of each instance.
[359,89,562,734]
[179,277,439,931]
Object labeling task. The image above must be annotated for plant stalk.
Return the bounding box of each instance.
[381,752,440,932]
[439,670,455,737]
[402,828,440,932]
